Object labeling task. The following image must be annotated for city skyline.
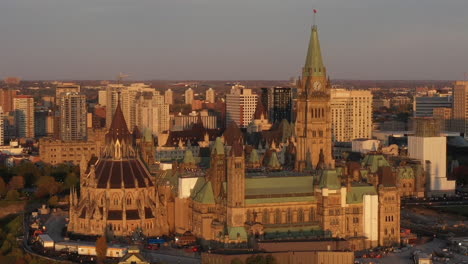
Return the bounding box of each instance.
[1,0,468,81]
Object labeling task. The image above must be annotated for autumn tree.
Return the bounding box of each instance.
[96,235,108,264]
[5,190,20,201]
[0,177,7,198]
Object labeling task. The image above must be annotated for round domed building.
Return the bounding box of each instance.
[68,99,168,237]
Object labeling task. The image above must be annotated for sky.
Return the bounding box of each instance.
[0,0,467,81]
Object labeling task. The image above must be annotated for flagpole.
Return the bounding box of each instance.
[313,9,317,26]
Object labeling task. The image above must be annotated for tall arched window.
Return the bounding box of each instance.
[262,209,269,224]
[297,208,304,223]
[275,209,281,224]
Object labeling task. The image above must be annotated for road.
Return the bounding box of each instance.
[143,250,201,264]
[358,239,468,264]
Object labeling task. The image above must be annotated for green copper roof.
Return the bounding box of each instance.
[227,226,248,241]
[191,178,215,204]
[183,149,195,164]
[361,154,390,173]
[268,152,281,169]
[246,196,315,205]
[212,137,224,155]
[246,176,314,196]
[346,184,377,204]
[249,149,260,164]
[318,169,341,190]
[143,128,153,143]
[397,166,415,179]
[303,25,325,77]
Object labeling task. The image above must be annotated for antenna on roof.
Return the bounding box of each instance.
[313,9,317,26]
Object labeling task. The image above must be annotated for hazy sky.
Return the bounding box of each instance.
[0,0,467,80]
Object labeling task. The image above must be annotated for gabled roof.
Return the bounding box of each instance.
[248,149,260,163]
[191,177,215,204]
[318,169,341,190]
[212,137,225,155]
[267,151,281,169]
[183,149,196,164]
[346,184,377,204]
[361,153,390,173]
[106,99,131,143]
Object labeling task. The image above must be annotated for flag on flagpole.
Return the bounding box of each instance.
[313,9,317,13]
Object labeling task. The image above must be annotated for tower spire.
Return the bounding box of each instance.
[303,10,325,78]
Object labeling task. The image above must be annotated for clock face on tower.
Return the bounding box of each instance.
[313,81,322,91]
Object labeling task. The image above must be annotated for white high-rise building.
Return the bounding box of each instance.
[226,84,258,128]
[408,118,455,194]
[185,88,194,105]
[165,89,174,105]
[136,91,170,135]
[13,96,35,138]
[330,89,373,142]
[206,88,215,103]
[98,90,107,106]
[59,92,87,141]
[0,106,4,145]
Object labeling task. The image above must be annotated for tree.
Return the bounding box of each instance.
[246,255,266,264]
[231,258,244,264]
[48,196,59,206]
[5,190,20,201]
[265,255,277,264]
[0,240,12,255]
[0,178,7,198]
[35,176,62,197]
[64,172,79,189]
[96,235,108,264]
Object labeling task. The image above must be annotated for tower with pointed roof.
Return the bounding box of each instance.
[295,19,333,172]
[226,139,246,235]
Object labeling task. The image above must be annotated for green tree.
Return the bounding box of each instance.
[5,190,20,201]
[35,176,62,197]
[96,235,108,264]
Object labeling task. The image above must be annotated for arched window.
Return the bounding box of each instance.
[275,209,281,224]
[298,208,304,223]
[263,209,269,224]
[287,208,292,223]
[391,228,395,235]
[310,208,315,222]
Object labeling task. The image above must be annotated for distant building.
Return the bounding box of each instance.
[330,89,373,142]
[391,96,411,106]
[170,110,217,131]
[226,84,258,128]
[98,90,107,106]
[0,88,18,113]
[13,96,34,138]
[433,107,452,131]
[372,98,390,110]
[0,106,3,145]
[185,88,194,105]
[164,88,174,105]
[408,118,455,194]
[206,88,215,103]
[56,83,80,101]
[413,95,452,118]
[136,91,170,136]
[59,93,87,141]
[452,81,468,138]
[261,87,293,123]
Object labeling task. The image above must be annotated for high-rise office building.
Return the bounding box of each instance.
[98,90,107,106]
[56,83,80,101]
[433,107,452,131]
[185,88,194,104]
[261,87,293,123]
[0,88,18,113]
[413,95,452,118]
[136,92,170,135]
[59,92,87,141]
[330,89,373,142]
[165,89,174,105]
[452,81,468,137]
[225,84,258,128]
[13,96,35,138]
[0,106,4,145]
[206,88,215,103]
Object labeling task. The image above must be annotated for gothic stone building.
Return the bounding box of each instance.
[68,100,169,237]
